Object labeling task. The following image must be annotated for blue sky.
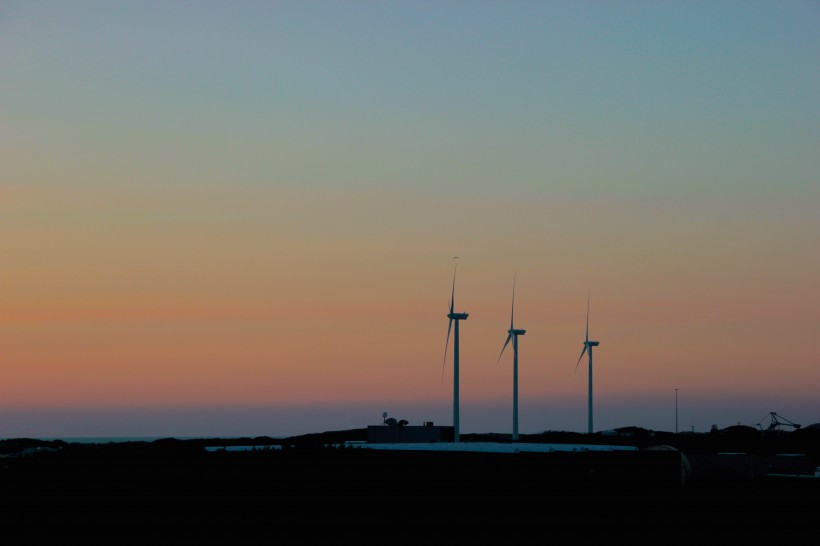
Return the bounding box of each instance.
[1,1,818,438]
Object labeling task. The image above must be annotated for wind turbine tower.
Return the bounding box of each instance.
[497,274,526,441]
[443,260,468,443]
[575,294,599,434]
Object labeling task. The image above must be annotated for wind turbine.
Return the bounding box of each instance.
[497,273,526,441]
[575,293,599,434]
[442,259,468,443]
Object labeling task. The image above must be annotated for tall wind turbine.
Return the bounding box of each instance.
[442,259,468,443]
[575,293,599,434]
[497,273,526,441]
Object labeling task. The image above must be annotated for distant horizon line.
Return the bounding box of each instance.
[9,422,813,444]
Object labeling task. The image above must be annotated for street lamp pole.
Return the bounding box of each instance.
[675,388,679,434]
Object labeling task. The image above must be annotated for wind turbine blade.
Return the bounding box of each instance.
[442,260,458,382]
[497,333,512,365]
[450,263,458,313]
[575,345,587,372]
[442,317,453,381]
[510,273,516,329]
[585,292,590,342]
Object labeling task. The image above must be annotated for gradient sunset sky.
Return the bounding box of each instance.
[2,1,818,438]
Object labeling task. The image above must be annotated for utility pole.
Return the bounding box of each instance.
[675,388,679,434]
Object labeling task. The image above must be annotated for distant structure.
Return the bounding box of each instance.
[443,260,468,443]
[497,273,526,441]
[367,420,453,443]
[756,412,801,432]
[575,293,599,434]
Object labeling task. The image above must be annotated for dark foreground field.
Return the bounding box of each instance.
[1,434,818,544]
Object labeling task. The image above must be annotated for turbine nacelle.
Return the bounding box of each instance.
[509,329,526,335]
[448,312,469,320]
[586,340,599,347]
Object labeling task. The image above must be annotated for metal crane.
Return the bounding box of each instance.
[756,412,801,432]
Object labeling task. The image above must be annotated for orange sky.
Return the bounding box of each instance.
[1,2,817,437]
